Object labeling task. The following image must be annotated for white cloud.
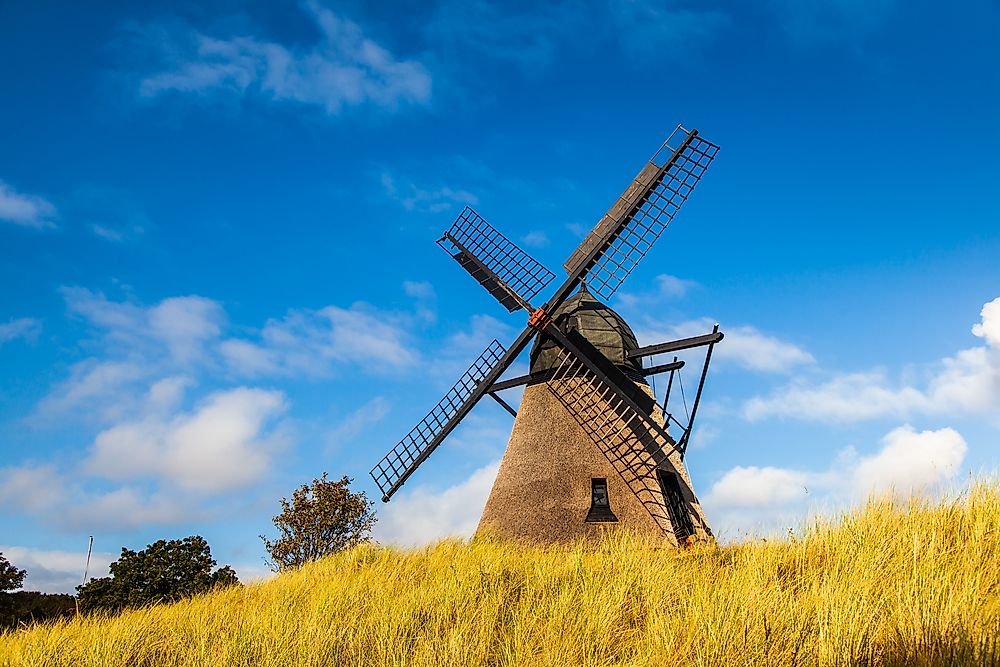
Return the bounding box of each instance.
[0,465,63,515]
[654,274,697,299]
[136,2,431,114]
[86,387,288,492]
[0,317,41,345]
[380,170,477,213]
[147,297,225,362]
[221,302,417,378]
[374,460,500,546]
[521,231,549,248]
[744,297,1000,423]
[710,324,815,373]
[446,314,511,354]
[0,180,57,229]
[403,280,436,323]
[402,280,436,301]
[0,545,115,594]
[36,289,226,420]
[852,425,966,496]
[972,297,1000,347]
[62,287,225,365]
[0,464,195,532]
[703,425,968,538]
[66,487,196,530]
[709,466,810,508]
[743,371,921,423]
[615,273,699,308]
[320,305,416,369]
[634,317,814,374]
[218,338,279,376]
[36,359,149,421]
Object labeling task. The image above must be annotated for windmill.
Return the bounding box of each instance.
[370,125,723,545]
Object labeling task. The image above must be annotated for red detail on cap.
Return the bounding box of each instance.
[528,307,551,331]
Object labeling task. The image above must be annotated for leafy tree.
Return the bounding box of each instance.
[76,535,239,613]
[0,592,75,630]
[0,552,25,593]
[261,473,376,571]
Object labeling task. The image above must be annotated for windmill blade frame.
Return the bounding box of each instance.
[370,338,508,501]
[563,126,719,302]
[438,207,555,312]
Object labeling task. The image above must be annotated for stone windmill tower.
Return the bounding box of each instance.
[371,125,722,545]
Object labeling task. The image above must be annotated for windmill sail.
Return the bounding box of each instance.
[563,126,719,301]
[370,338,507,501]
[439,207,555,312]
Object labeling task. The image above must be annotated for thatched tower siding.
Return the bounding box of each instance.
[477,286,712,545]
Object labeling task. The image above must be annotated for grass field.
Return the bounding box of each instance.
[2,484,999,667]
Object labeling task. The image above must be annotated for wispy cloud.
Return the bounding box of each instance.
[132,2,431,115]
[520,231,549,248]
[0,180,57,229]
[220,302,418,379]
[767,0,899,46]
[66,185,150,243]
[404,280,437,323]
[609,2,730,58]
[63,287,225,365]
[37,289,226,421]
[41,284,428,422]
[424,0,583,70]
[616,273,699,306]
[0,317,42,346]
[633,317,815,375]
[743,296,1000,422]
[425,0,729,72]
[380,170,478,214]
[0,463,198,533]
[327,396,391,447]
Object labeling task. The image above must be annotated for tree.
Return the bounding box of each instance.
[261,473,376,571]
[76,535,239,613]
[0,552,25,593]
[0,592,75,630]
[0,552,28,629]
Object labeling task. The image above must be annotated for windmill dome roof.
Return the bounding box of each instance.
[529,285,645,380]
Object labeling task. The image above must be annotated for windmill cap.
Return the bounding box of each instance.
[529,285,645,380]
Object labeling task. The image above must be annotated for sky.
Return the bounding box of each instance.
[1,0,998,594]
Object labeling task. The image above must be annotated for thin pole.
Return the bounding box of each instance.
[76,535,93,616]
[82,535,93,585]
[661,355,678,428]
[679,323,719,457]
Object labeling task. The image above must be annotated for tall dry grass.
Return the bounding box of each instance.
[2,484,999,666]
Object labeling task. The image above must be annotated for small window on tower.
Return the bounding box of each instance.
[585,478,618,523]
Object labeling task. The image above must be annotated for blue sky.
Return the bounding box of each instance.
[1,0,998,592]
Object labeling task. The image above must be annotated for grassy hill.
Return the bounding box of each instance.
[2,484,999,667]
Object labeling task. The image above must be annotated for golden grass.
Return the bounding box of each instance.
[3,484,1000,667]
